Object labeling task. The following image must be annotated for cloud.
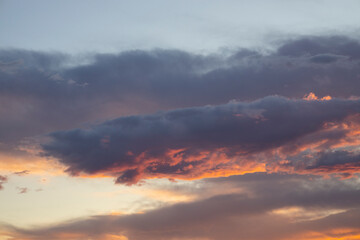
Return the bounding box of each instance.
[309,150,360,168]
[0,175,7,190]
[1,30,360,240]
[4,173,360,240]
[1,35,360,154]
[13,170,30,176]
[17,187,28,194]
[277,35,360,59]
[308,54,346,64]
[290,150,360,178]
[42,96,360,184]
[0,34,359,181]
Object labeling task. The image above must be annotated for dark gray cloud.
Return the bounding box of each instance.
[308,54,346,64]
[42,96,360,183]
[270,148,360,178]
[307,150,360,170]
[0,175,7,190]
[5,174,360,240]
[277,35,360,59]
[1,35,360,156]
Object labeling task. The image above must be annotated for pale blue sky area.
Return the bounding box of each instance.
[1,0,360,53]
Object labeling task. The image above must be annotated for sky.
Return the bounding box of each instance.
[1,0,360,239]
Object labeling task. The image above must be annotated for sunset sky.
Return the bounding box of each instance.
[1,1,360,239]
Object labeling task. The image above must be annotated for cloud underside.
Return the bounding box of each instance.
[42,95,360,184]
[1,35,360,182]
[1,35,360,150]
[4,173,360,240]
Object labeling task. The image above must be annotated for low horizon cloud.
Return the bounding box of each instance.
[3,173,360,240]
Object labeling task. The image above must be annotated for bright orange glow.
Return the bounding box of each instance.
[138,149,267,181]
[103,234,129,240]
[304,92,319,100]
[303,92,332,101]
[0,153,65,175]
[73,148,267,183]
[291,229,360,240]
[1,230,129,240]
[321,95,332,100]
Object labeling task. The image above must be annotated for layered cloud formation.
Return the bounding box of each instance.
[42,95,360,183]
[1,35,360,240]
[2,35,360,156]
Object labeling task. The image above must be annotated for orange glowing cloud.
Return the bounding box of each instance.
[86,148,267,184]
[36,94,360,184]
[303,92,332,101]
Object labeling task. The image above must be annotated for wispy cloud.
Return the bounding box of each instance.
[4,173,360,240]
[13,170,30,176]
